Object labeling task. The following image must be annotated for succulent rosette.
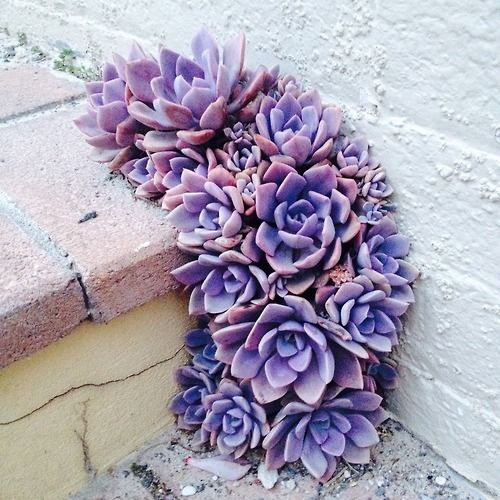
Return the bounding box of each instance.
[213,296,367,406]
[334,136,377,180]
[127,29,276,147]
[74,43,154,168]
[356,217,419,302]
[121,143,214,201]
[78,27,417,483]
[164,166,248,254]
[172,249,269,321]
[124,29,242,146]
[334,136,394,208]
[169,365,217,430]
[215,122,262,172]
[358,201,394,225]
[185,327,225,376]
[197,379,270,457]
[316,274,410,353]
[255,161,360,275]
[263,387,387,481]
[254,90,342,166]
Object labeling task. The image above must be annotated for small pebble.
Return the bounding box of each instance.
[181,485,197,496]
[283,479,296,490]
[435,476,447,486]
[78,210,97,223]
[257,463,278,489]
[212,475,218,481]
[343,470,351,479]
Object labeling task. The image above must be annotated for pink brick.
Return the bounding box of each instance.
[0,65,84,121]
[0,104,186,333]
[0,214,87,367]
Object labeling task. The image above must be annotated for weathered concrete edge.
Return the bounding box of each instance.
[0,279,87,368]
[83,240,188,323]
[0,193,186,368]
[0,174,185,367]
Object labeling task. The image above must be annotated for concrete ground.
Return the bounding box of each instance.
[71,420,489,500]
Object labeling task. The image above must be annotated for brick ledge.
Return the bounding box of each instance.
[0,65,185,367]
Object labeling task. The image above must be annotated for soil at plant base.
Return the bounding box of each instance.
[71,420,491,500]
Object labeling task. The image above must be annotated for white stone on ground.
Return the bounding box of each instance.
[181,485,197,496]
[257,463,279,489]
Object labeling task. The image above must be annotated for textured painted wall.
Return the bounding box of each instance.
[1,0,499,492]
[0,294,191,499]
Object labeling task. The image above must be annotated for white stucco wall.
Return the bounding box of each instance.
[2,0,499,493]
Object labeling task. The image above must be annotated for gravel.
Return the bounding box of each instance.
[71,420,490,499]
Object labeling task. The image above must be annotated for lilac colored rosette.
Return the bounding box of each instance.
[254,161,359,275]
[74,43,153,169]
[212,296,367,406]
[196,379,270,457]
[263,387,387,482]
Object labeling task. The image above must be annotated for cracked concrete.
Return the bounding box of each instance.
[0,189,94,325]
[0,294,192,499]
[0,92,85,125]
[0,345,184,426]
[76,400,96,477]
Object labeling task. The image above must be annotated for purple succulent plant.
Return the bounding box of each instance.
[316,274,410,353]
[263,387,387,481]
[213,296,368,406]
[361,167,393,202]
[197,379,270,457]
[185,327,225,376]
[165,166,246,254]
[356,216,419,303]
[127,29,277,147]
[234,168,265,220]
[268,74,303,100]
[120,142,215,201]
[77,28,417,482]
[267,270,316,300]
[365,358,399,392]
[334,136,394,203]
[230,65,280,123]
[215,122,262,172]
[254,90,341,166]
[125,29,241,145]
[358,201,394,225]
[74,43,152,168]
[334,136,377,179]
[119,155,166,199]
[172,249,269,322]
[254,161,360,275]
[169,365,217,430]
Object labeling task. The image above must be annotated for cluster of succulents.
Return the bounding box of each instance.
[76,28,417,482]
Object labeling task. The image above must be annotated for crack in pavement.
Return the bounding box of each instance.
[0,345,184,426]
[0,95,85,126]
